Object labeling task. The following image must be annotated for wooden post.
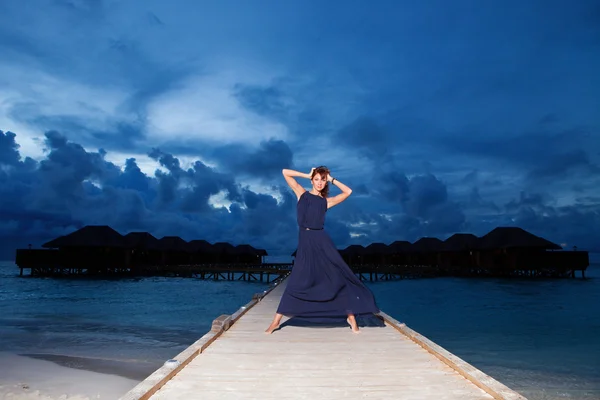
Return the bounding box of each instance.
[211,314,232,332]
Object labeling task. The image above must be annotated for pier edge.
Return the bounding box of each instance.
[379,311,528,400]
[118,277,285,400]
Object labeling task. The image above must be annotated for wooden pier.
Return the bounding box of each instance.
[120,278,527,400]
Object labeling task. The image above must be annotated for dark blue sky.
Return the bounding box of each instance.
[1,0,599,259]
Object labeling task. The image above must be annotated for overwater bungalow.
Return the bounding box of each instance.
[235,244,262,264]
[411,237,444,267]
[363,242,392,265]
[124,231,161,249]
[474,227,588,277]
[41,225,129,274]
[187,239,217,263]
[440,233,480,275]
[155,236,190,266]
[212,242,238,263]
[388,240,412,265]
[339,244,367,265]
[255,247,268,261]
[123,232,161,273]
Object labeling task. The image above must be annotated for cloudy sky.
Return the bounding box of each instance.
[1,0,599,260]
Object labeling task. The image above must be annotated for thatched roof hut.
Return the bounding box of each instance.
[255,248,268,257]
[124,232,160,250]
[411,237,444,252]
[443,233,480,251]
[187,239,214,253]
[389,240,412,253]
[212,242,237,254]
[478,227,561,250]
[364,242,391,255]
[235,244,259,256]
[156,236,189,252]
[342,244,367,256]
[42,225,125,248]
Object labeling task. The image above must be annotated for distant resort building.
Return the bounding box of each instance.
[15,225,589,280]
[16,225,269,278]
[301,227,589,279]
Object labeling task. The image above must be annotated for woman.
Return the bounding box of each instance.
[265,166,380,334]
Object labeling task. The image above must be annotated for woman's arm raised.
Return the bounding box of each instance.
[282,168,312,199]
[326,174,352,209]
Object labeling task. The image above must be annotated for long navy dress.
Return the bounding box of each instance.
[277,191,380,322]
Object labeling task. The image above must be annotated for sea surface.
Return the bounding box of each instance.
[1,255,599,400]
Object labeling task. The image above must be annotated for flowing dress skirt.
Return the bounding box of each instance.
[277,229,380,321]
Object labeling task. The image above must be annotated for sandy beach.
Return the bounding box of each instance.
[0,352,139,400]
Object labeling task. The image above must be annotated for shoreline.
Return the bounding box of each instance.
[20,353,160,381]
[0,352,141,400]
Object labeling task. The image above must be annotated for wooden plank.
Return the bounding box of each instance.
[120,278,527,400]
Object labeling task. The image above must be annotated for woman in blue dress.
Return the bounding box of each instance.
[265,166,380,334]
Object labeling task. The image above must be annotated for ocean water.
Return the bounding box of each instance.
[1,258,599,399]
[0,262,266,380]
[368,262,600,399]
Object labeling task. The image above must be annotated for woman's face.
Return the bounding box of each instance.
[312,173,327,191]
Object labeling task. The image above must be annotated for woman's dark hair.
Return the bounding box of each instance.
[311,166,330,198]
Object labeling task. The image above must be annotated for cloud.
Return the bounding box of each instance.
[0,131,21,166]
[1,65,145,151]
[467,187,500,213]
[210,139,294,181]
[500,191,600,250]
[146,74,291,146]
[233,84,291,122]
[148,147,242,211]
[334,117,391,158]
[528,150,600,180]
[391,173,466,236]
[0,131,304,258]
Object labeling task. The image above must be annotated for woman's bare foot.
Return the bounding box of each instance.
[265,322,279,334]
[265,313,283,334]
[347,316,360,334]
